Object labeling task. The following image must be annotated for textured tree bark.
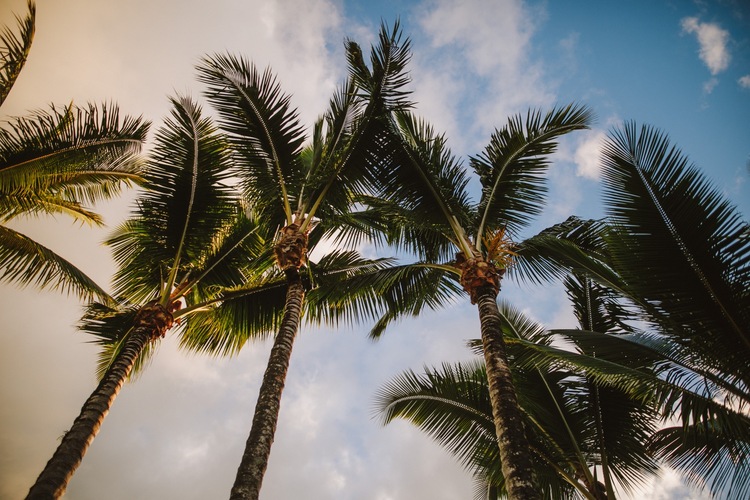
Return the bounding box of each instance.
[475,287,540,500]
[26,301,170,499]
[229,272,305,500]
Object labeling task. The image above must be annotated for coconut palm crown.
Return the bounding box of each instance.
[353,105,593,499]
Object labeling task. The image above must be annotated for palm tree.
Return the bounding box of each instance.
[1,1,149,300]
[193,22,414,499]
[593,122,750,499]
[364,106,592,498]
[25,96,264,499]
[376,286,659,499]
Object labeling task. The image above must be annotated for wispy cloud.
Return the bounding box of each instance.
[739,75,750,88]
[410,0,554,155]
[680,17,731,75]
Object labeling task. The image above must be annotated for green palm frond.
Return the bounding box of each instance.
[374,110,474,256]
[107,96,236,303]
[600,122,750,376]
[510,219,624,292]
[178,275,287,356]
[0,189,103,224]
[188,205,272,300]
[376,359,589,499]
[375,360,498,472]
[0,0,34,106]
[0,103,148,221]
[0,224,108,300]
[305,252,462,337]
[197,54,306,225]
[327,195,460,263]
[472,104,593,241]
[347,20,412,113]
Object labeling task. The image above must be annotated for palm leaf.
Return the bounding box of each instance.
[0,224,108,300]
[374,110,475,257]
[107,96,236,303]
[600,122,750,377]
[0,103,148,222]
[649,423,750,500]
[0,0,34,106]
[178,274,287,356]
[473,104,593,241]
[197,54,306,225]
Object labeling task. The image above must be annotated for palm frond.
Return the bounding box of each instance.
[0,224,108,300]
[473,104,593,240]
[372,110,474,257]
[600,122,750,384]
[326,195,459,262]
[197,53,306,225]
[0,103,148,222]
[301,23,413,228]
[375,360,498,471]
[510,221,622,293]
[107,96,236,303]
[0,0,34,106]
[178,275,287,356]
[347,20,412,113]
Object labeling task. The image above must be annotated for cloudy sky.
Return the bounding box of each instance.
[1,1,748,499]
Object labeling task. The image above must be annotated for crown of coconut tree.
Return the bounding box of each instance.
[355,104,593,499]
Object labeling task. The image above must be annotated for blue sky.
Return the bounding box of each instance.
[1,1,748,499]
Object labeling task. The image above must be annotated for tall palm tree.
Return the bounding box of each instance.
[194,22,413,499]
[25,96,265,499]
[364,106,592,498]
[1,1,149,300]
[594,122,750,499]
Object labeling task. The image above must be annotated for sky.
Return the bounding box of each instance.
[1,0,748,499]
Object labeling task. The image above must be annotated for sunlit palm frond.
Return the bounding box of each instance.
[197,53,307,225]
[0,224,108,300]
[473,104,593,240]
[107,96,236,302]
[0,0,34,106]
[0,188,102,224]
[0,103,148,216]
[178,275,287,356]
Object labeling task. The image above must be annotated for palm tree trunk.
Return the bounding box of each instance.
[26,302,168,499]
[475,287,540,500]
[230,271,305,500]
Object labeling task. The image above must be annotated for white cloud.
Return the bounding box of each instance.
[739,75,750,88]
[574,129,607,180]
[703,76,719,94]
[680,17,731,75]
[411,0,554,155]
